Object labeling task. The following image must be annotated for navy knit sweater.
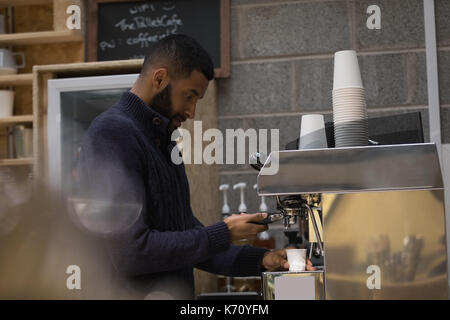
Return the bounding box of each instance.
[77,91,268,299]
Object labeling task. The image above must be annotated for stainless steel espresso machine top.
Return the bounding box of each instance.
[256,143,448,300]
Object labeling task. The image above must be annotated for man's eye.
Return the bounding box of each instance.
[186,95,193,100]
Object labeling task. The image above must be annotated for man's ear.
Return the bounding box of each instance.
[152,68,170,90]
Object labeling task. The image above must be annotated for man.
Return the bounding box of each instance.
[78,34,314,299]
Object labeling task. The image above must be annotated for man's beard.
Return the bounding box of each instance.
[149,84,180,133]
[150,83,173,120]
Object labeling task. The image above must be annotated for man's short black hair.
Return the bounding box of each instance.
[141,34,214,81]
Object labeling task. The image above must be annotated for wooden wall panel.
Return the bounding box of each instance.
[12,1,84,117]
[14,4,53,33]
[182,80,221,297]
[0,135,6,158]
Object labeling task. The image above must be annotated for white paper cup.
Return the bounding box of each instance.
[334,117,367,124]
[334,109,366,114]
[0,90,14,117]
[333,95,366,100]
[335,129,368,135]
[333,94,366,99]
[333,50,363,90]
[333,88,366,103]
[335,133,368,139]
[333,99,366,105]
[334,106,366,110]
[333,87,365,93]
[333,90,365,95]
[333,91,365,96]
[333,106,367,111]
[286,248,307,272]
[333,95,366,101]
[299,114,328,150]
[333,108,367,114]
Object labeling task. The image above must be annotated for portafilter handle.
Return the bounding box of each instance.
[249,212,284,225]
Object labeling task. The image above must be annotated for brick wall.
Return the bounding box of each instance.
[216,0,450,225]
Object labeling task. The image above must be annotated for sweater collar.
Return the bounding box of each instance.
[119,91,171,140]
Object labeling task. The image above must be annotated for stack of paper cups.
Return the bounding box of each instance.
[332,50,368,148]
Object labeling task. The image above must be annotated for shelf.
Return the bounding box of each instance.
[0,73,33,86]
[0,115,33,126]
[0,158,33,166]
[0,30,83,46]
[0,0,52,7]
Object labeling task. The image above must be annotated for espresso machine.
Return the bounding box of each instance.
[255,143,448,300]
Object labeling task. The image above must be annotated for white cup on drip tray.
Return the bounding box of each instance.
[286,248,307,272]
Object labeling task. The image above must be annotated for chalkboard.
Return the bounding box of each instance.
[87,0,230,78]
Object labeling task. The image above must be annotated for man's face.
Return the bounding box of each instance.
[150,69,209,133]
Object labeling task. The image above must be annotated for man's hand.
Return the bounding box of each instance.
[224,213,269,241]
[262,248,316,272]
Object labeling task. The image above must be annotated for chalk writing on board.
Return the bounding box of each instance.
[99,39,116,51]
[94,0,222,70]
[129,3,155,15]
[114,14,183,32]
[99,1,183,54]
[126,29,178,48]
[162,3,176,11]
[126,1,176,15]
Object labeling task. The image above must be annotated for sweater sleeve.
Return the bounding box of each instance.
[77,117,231,276]
[193,217,269,277]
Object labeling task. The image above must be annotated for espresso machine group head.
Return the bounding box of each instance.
[250,153,324,256]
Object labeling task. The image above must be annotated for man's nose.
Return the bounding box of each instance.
[185,104,196,119]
